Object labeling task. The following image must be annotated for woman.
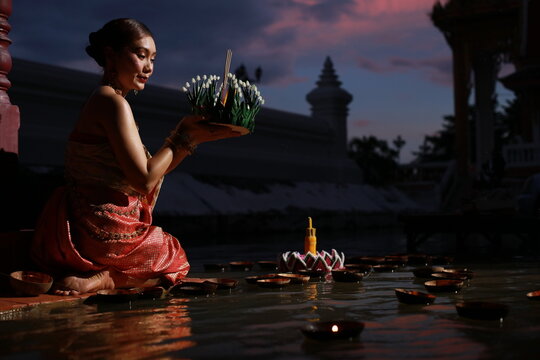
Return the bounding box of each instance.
[31,18,240,295]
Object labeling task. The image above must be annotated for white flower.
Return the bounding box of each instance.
[203,75,207,80]
[246,81,250,87]
[192,78,196,83]
[182,87,188,92]
[196,75,201,81]
[185,82,190,88]
[252,85,258,91]
[261,99,265,105]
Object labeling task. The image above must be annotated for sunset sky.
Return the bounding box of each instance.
[8,0,515,163]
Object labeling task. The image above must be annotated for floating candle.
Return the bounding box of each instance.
[304,217,317,255]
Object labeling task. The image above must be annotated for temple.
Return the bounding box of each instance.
[431,0,540,209]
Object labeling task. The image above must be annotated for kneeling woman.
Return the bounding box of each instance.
[31,18,239,295]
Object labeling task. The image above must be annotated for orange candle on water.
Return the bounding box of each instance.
[304,217,317,255]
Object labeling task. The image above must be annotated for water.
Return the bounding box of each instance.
[1,229,540,359]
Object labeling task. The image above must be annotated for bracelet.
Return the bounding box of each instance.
[165,131,197,155]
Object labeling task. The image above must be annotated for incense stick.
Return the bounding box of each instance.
[220,49,232,106]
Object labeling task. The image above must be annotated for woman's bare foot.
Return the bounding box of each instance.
[53,271,115,296]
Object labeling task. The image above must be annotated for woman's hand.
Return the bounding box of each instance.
[174,115,242,146]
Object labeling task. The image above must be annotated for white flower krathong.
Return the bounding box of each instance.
[181,73,264,133]
[279,250,345,273]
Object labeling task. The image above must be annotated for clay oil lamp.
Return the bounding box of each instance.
[412,266,445,279]
[276,273,310,284]
[424,280,464,293]
[431,272,468,281]
[95,288,140,303]
[372,264,399,273]
[301,320,365,341]
[205,278,239,290]
[169,281,218,296]
[331,269,364,283]
[9,270,53,296]
[256,277,291,288]
[257,261,278,271]
[296,268,329,281]
[442,268,474,280]
[245,274,278,285]
[526,290,540,300]
[203,263,228,272]
[229,261,254,271]
[278,218,345,276]
[394,288,436,305]
[455,301,509,321]
[344,263,373,276]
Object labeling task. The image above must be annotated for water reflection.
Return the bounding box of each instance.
[1,232,540,359]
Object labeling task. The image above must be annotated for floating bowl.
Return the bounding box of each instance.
[372,264,399,273]
[276,273,310,284]
[256,278,291,288]
[257,261,278,271]
[229,261,254,271]
[296,269,328,281]
[424,280,464,293]
[412,266,445,279]
[394,288,436,305]
[205,278,239,290]
[245,274,279,285]
[279,250,345,273]
[301,320,365,341]
[343,263,373,276]
[442,268,474,280]
[9,271,53,296]
[526,290,540,300]
[203,263,228,272]
[455,301,509,320]
[331,269,364,283]
[95,289,140,303]
[431,272,468,281]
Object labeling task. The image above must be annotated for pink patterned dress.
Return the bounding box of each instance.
[31,132,190,285]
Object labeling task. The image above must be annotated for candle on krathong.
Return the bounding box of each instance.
[304,217,317,255]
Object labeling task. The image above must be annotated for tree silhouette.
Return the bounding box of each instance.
[348,135,405,186]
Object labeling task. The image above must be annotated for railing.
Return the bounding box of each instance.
[503,143,540,167]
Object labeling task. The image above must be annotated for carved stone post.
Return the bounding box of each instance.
[0,0,20,231]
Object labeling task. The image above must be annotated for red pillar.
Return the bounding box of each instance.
[0,0,20,231]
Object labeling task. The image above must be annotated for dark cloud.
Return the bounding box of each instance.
[9,0,289,85]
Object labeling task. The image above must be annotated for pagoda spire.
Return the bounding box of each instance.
[306,57,352,156]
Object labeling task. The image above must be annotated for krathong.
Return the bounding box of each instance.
[279,249,345,273]
[181,49,264,134]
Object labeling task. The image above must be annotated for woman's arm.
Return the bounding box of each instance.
[97,92,240,194]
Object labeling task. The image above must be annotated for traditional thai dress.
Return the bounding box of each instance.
[31,132,190,285]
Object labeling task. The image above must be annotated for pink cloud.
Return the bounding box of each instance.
[244,0,438,57]
[351,118,373,127]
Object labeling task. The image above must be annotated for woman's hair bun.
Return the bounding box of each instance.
[86,31,106,67]
[85,19,153,68]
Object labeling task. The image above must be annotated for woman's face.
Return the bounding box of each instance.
[112,35,156,96]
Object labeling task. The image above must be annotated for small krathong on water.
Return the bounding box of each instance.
[181,49,264,134]
[279,217,345,273]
